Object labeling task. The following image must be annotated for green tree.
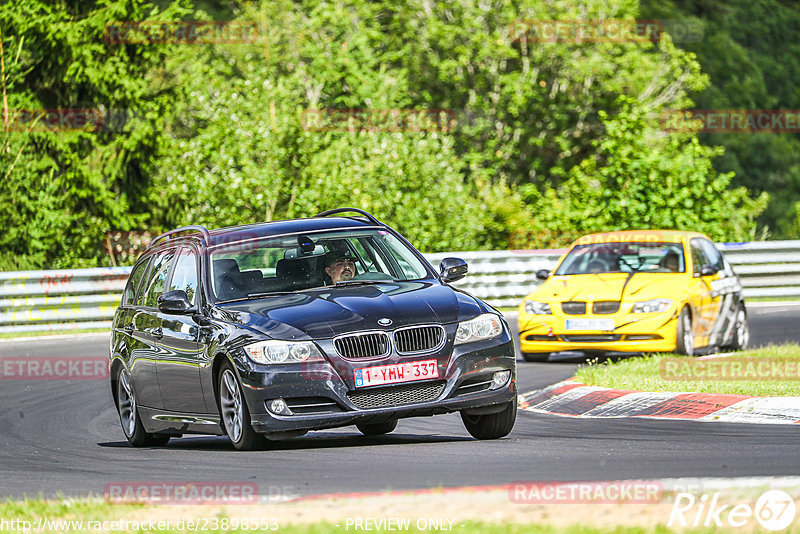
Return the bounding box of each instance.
[0,0,189,269]
[525,98,767,245]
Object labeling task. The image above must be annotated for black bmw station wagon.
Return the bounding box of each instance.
[110,209,517,450]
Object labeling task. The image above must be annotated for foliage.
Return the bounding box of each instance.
[640,0,800,238]
[0,0,192,269]
[0,0,774,268]
[523,98,768,246]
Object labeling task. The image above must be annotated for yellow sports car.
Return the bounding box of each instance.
[518,230,748,361]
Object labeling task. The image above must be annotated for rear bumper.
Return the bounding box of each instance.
[237,336,517,434]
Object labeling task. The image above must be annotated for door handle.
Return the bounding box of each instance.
[122,324,134,334]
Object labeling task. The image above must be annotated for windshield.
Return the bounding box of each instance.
[554,242,686,275]
[209,229,431,301]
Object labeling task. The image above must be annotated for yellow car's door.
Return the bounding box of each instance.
[687,238,724,349]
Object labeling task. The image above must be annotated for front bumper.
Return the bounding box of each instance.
[518,308,680,354]
[236,334,517,434]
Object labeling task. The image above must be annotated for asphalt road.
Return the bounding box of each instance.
[1,304,799,500]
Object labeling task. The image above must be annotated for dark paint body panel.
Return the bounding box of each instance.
[109,216,516,438]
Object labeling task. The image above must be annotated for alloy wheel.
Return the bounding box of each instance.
[220,369,243,443]
[117,368,136,438]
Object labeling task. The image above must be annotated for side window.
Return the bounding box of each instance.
[690,240,709,276]
[140,249,177,308]
[700,239,725,271]
[122,258,149,306]
[168,248,199,305]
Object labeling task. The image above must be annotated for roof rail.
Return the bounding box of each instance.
[150,225,212,248]
[314,208,384,226]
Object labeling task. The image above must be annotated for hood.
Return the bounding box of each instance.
[532,272,683,302]
[213,281,482,339]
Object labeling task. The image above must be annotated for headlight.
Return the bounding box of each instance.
[524,300,552,315]
[630,298,672,314]
[455,313,504,345]
[244,340,325,364]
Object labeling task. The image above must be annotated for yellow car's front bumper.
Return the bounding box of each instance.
[518,306,681,354]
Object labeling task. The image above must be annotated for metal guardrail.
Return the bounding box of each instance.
[2,241,800,333]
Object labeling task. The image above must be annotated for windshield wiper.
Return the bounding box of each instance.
[334,280,389,287]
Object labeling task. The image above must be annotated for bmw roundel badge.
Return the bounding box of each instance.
[378,318,393,326]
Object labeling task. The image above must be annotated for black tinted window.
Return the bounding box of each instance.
[140,249,176,308]
[168,248,198,305]
[122,259,149,306]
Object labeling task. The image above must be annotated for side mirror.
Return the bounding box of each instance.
[440,257,468,283]
[699,265,718,277]
[535,269,550,281]
[158,289,193,314]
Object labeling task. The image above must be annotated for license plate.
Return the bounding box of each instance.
[354,359,438,388]
[565,318,615,331]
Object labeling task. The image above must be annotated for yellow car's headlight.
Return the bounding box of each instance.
[630,298,672,314]
[524,300,552,315]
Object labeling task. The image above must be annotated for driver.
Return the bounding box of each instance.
[325,252,357,284]
[661,251,680,272]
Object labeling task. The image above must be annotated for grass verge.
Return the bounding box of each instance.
[0,496,779,533]
[575,344,800,396]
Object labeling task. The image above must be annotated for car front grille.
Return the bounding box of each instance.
[561,301,586,315]
[347,381,446,409]
[592,301,621,314]
[561,334,622,342]
[393,325,445,354]
[334,332,390,358]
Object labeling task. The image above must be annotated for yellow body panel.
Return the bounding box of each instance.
[518,230,725,355]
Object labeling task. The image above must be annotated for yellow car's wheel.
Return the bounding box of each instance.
[675,307,694,356]
[723,305,749,352]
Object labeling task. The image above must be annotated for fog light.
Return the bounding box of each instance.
[491,370,511,390]
[268,398,292,415]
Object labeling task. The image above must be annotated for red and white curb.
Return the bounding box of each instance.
[519,380,800,424]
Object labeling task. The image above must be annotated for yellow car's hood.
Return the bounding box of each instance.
[531,273,680,303]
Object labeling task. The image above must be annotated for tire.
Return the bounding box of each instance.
[460,397,517,440]
[116,367,170,447]
[675,306,694,356]
[724,305,749,352]
[522,352,550,363]
[217,362,268,451]
[356,420,398,436]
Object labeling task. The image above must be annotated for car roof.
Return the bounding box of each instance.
[570,229,711,247]
[151,216,380,249]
